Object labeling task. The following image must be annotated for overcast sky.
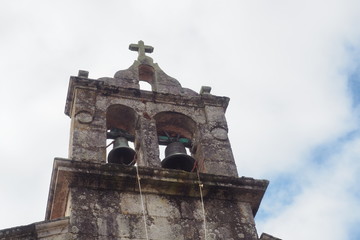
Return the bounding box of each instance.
[1,1,360,239]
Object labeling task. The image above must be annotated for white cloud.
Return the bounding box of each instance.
[258,134,360,239]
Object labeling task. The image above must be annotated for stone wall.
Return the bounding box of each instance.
[45,159,268,240]
[0,218,69,240]
[67,188,259,240]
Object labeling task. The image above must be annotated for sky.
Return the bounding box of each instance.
[1,1,360,239]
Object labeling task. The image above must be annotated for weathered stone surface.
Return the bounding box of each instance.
[260,233,282,240]
[135,117,161,167]
[65,74,238,176]
[210,126,228,140]
[180,199,203,220]
[0,224,37,240]
[0,218,70,240]
[43,158,268,239]
[146,194,181,218]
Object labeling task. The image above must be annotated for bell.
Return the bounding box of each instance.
[108,137,136,165]
[161,142,195,172]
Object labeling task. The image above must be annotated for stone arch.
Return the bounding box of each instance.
[154,111,197,172]
[106,104,138,135]
[138,64,155,85]
[154,111,196,140]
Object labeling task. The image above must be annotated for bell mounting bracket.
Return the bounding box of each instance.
[107,128,135,142]
[158,131,192,148]
[107,129,192,148]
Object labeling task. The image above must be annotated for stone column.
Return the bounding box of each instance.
[69,88,107,162]
[135,117,161,167]
[195,105,238,177]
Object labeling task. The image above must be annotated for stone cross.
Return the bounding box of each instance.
[129,40,154,59]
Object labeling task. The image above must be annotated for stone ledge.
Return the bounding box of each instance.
[46,158,268,221]
[260,233,282,240]
[0,217,69,240]
[65,76,230,117]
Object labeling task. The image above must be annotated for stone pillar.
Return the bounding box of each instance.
[196,105,238,177]
[237,202,260,239]
[135,117,161,167]
[69,88,107,162]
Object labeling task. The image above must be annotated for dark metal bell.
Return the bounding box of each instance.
[161,142,195,172]
[108,137,136,165]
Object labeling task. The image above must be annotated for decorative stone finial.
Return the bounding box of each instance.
[200,86,212,95]
[78,70,89,78]
[129,40,154,61]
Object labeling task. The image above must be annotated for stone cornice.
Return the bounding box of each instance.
[64,76,230,117]
[46,158,268,220]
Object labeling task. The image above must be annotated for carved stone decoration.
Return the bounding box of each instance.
[211,127,228,141]
[75,111,93,124]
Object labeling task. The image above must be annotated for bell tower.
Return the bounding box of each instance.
[65,40,238,177]
[0,41,280,240]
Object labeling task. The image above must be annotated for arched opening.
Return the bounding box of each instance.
[154,112,196,140]
[106,105,137,165]
[139,64,154,84]
[154,112,197,172]
[106,105,137,134]
[139,81,152,91]
[138,64,154,91]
